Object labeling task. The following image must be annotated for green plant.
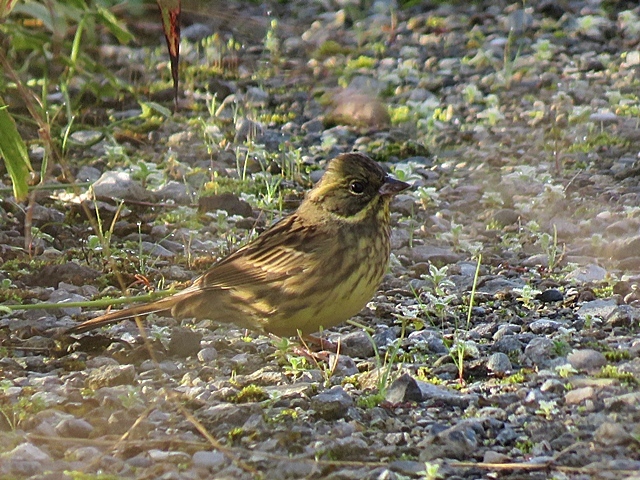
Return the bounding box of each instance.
[535,400,559,419]
[356,391,385,409]
[232,385,268,404]
[555,364,578,378]
[0,390,47,431]
[417,462,442,480]
[513,284,541,309]
[597,365,638,387]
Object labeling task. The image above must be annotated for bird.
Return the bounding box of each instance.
[67,152,410,337]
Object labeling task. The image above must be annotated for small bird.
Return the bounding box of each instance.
[67,153,410,337]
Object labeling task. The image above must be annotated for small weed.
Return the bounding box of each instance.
[552,340,571,357]
[501,371,527,384]
[417,462,442,480]
[270,408,298,423]
[604,350,631,362]
[346,55,377,70]
[356,391,385,409]
[0,392,47,431]
[555,364,578,378]
[227,426,245,444]
[513,285,541,309]
[232,385,268,403]
[516,439,534,454]
[597,365,638,387]
[535,399,559,419]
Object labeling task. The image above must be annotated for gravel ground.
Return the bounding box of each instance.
[2,1,640,479]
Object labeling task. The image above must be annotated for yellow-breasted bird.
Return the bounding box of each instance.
[67,153,410,337]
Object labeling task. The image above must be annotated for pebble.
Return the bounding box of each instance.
[311,386,354,420]
[86,364,136,389]
[565,387,597,405]
[92,171,152,201]
[385,374,423,403]
[567,349,607,372]
[486,352,512,374]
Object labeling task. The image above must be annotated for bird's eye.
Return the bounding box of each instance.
[349,181,365,194]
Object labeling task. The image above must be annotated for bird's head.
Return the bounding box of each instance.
[303,153,410,220]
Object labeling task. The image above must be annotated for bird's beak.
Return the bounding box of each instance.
[379,176,410,196]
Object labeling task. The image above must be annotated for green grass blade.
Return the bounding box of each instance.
[0,103,33,202]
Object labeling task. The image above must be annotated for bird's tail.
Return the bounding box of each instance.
[66,295,182,334]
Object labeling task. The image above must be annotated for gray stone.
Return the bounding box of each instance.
[154,181,192,204]
[402,244,462,265]
[168,327,202,357]
[565,386,597,405]
[92,171,152,201]
[486,352,512,374]
[492,208,520,226]
[311,386,354,419]
[606,305,640,327]
[577,299,618,321]
[192,450,227,469]
[197,347,218,362]
[328,354,359,377]
[418,421,480,461]
[55,417,94,438]
[528,318,562,334]
[385,374,423,403]
[86,364,136,389]
[140,241,175,258]
[408,330,448,355]
[565,264,607,283]
[339,330,375,358]
[593,422,635,446]
[567,349,607,372]
[524,337,556,369]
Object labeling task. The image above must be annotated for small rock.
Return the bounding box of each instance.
[567,349,607,372]
[311,386,354,420]
[26,262,100,288]
[385,374,423,403]
[402,244,462,265]
[486,352,512,375]
[483,450,511,463]
[537,289,564,303]
[326,90,390,128]
[541,378,565,393]
[339,330,374,358]
[606,305,640,327]
[93,171,152,201]
[593,422,635,446]
[494,336,524,355]
[576,299,618,321]
[492,208,520,226]
[55,417,94,438]
[564,386,596,405]
[168,327,202,357]
[198,193,253,217]
[407,330,448,355]
[589,112,619,123]
[528,318,562,334]
[565,264,607,283]
[418,421,480,461]
[86,364,136,389]
[76,165,102,182]
[140,241,175,258]
[192,450,227,469]
[327,354,359,377]
[197,347,218,362]
[154,181,192,204]
[524,337,557,369]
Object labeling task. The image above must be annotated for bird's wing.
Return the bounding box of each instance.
[193,214,323,290]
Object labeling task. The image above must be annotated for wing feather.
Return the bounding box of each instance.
[194,214,322,290]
